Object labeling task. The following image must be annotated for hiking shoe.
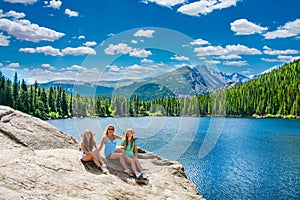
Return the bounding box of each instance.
[141,172,147,179]
[100,166,109,174]
[135,172,141,179]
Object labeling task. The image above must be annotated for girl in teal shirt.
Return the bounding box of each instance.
[121,129,147,179]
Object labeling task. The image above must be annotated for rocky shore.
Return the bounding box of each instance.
[0,105,205,199]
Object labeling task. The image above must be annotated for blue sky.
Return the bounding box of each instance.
[0,0,299,84]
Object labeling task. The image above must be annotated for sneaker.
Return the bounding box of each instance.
[100,166,108,174]
[135,172,141,179]
[141,172,147,179]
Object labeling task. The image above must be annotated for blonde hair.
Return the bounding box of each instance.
[103,124,116,136]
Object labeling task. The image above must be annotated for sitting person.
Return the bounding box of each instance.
[80,129,108,174]
[121,128,147,179]
[98,124,132,176]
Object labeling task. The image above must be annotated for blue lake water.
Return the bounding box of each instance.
[48,117,300,199]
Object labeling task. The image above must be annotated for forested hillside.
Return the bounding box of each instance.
[0,59,299,119]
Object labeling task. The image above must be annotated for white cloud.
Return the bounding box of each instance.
[66,65,85,71]
[19,45,97,56]
[0,18,65,42]
[194,44,261,56]
[104,43,132,55]
[4,10,26,19]
[84,41,97,47]
[194,45,225,56]
[26,67,102,84]
[262,55,300,63]
[177,0,239,16]
[223,60,248,66]
[205,60,220,65]
[41,63,55,70]
[62,46,96,56]
[7,62,20,68]
[141,58,154,63]
[0,33,10,46]
[65,8,79,17]
[263,46,299,55]
[129,48,152,58]
[45,0,62,9]
[141,0,186,7]
[190,38,210,46]
[78,35,85,39]
[106,65,120,72]
[214,54,241,60]
[225,44,262,55]
[3,0,36,4]
[104,43,152,58]
[264,19,300,39]
[171,55,190,61]
[194,44,262,57]
[0,63,3,67]
[131,40,138,44]
[134,29,155,38]
[230,18,268,35]
[19,46,63,56]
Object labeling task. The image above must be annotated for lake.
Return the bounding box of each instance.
[48,117,300,200]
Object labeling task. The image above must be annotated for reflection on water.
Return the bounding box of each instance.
[48,117,300,200]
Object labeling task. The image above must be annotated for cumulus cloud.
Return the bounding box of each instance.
[171,55,190,61]
[0,18,65,42]
[223,60,248,66]
[78,35,85,39]
[194,44,261,56]
[104,43,132,55]
[19,45,96,56]
[7,62,20,68]
[129,48,152,58]
[61,46,96,55]
[44,0,62,9]
[264,19,300,39]
[190,38,210,46]
[0,33,10,46]
[66,65,85,71]
[41,63,55,70]
[19,46,63,56]
[141,58,154,63]
[3,0,36,4]
[230,18,268,35]
[263,46,299,55]
[84,41,97,47]
[104,43,152,58]
[177,0,239,16]
[134,29,155,38]
[214,54,242,60]
[205,60,220,65]
[141,0,186,7]
[131,40,138,44]
[4,10,26,19]
[65,8,79,17]
[26,67,102,84]
[262,55,300,63]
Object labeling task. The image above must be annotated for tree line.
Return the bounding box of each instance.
[0,59,299,119]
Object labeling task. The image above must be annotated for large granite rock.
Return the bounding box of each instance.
[0,106,205,199]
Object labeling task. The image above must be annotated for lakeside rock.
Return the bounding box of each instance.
[0,105,204,200]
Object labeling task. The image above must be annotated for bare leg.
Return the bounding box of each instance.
[109,152,129,171]
[125,156,137,173]
[133,157,143,172]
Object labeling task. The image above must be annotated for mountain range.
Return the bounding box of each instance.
[40,65,250,100]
